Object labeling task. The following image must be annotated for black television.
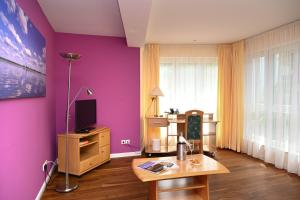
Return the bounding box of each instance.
[75,99,97,133]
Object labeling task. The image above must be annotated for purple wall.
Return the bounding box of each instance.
[0,2,140,199]
[55,33,140,154]
[0,0,56,200]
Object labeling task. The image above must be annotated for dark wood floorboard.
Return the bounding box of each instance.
[42,150,300,200]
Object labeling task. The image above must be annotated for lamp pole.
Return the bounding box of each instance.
[65,59,72,189]
[56,53,81,192]
[154,96,158,117]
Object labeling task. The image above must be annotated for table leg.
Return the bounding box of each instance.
[196,175,209,200]
[148,181,158,200]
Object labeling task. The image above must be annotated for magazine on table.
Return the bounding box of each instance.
[138,160,177,174]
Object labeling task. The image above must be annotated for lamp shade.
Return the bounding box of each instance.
[60,52,81,61]
[86,88,93,95]
[150,87,164,97]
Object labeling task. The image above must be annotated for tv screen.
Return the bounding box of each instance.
[75,99,97,133]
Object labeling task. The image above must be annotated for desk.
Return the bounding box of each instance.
[146,114,218,155]
[132,154,230,200]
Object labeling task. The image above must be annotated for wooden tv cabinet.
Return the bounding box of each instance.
[58,127,110,176]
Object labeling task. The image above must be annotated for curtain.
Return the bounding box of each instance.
[243,21,300,175]
[217,41,245,152]
[140,44,160,149]
[159,57,218,113]
[231,41,245,152]
[217,45,233,149]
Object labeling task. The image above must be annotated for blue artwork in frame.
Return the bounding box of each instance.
[0,0,46,99]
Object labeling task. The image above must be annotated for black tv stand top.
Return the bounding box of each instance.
[76,127,96,133]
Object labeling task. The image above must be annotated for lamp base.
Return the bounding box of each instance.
[56,182,78,193]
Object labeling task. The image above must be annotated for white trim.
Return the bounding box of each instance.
[110,151,141,158]
[35,159,57,200]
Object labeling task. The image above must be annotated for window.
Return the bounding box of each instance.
[244,20,300,175]
[159,57,218,114]
[245,47,299,150]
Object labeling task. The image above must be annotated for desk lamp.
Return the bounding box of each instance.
[150,87,164,117]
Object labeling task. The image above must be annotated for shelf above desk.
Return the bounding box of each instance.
[145,114,218,155]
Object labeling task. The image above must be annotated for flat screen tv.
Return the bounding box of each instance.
[75,99,97,133]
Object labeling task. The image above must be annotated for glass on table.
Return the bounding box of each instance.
[188,140,194,156]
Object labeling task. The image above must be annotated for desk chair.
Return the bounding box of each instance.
[185,110,204,154]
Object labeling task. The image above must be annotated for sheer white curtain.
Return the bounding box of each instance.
[160,57,218,114]
[243,21,300,175]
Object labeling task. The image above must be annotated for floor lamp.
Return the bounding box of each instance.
[56,52,93,192]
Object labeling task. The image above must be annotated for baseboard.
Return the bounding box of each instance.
[35,159,57,200]
[110,151,141,158]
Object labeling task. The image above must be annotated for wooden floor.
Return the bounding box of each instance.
[42,150,300,200]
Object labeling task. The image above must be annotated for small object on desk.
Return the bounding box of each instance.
[177,142,187,160]
[149,164,165,173]
[190,158,201,165]
[138,160,177,174]
[152,139,161,151]
[160,161,174,168]
[170,108,174,114]
[138,161,156,169]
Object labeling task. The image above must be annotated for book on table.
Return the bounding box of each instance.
[138,160,177,174]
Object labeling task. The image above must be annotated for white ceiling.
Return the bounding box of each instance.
[147,0,300,44]
[118,0,151,47]
[38,0,300,47]
[37,0,125,37]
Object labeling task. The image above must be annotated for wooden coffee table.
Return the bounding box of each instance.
[132,154,229,200]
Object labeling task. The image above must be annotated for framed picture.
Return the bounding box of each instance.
[0,0,46,100]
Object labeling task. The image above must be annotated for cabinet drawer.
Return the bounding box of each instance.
[80,155,100,172]
[148,118,169,127]
[99,131,110,147]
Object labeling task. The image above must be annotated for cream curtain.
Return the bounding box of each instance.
[159,44,218,114]
[217,45,233,149]
[217,40,245,152]
[160,57,218,114]
[231,41,245,152]
[243,21,300,176]
[140,44,160,149]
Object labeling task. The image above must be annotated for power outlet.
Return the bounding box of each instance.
[42,160,48,171]
[121,139,130,144]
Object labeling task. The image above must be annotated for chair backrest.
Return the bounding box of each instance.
[185,110,204,153]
